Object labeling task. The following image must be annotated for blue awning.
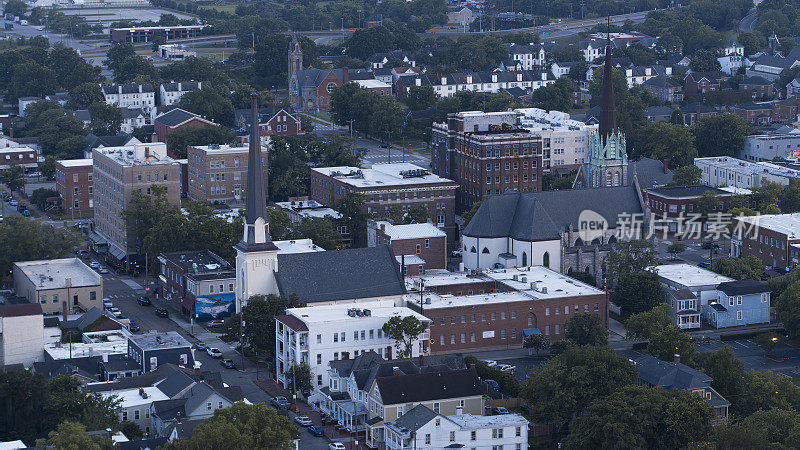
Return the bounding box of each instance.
[523,328,541,336]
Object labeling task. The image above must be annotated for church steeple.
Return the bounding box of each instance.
[599,17,617,144]
[237,94,277,251]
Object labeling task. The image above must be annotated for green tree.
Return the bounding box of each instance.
[751,180,784,212]
[403,205,428,224]
[290,217,342,250]
[667,242,688,260]
[689,50,723,72]
[716,408,800,449]
[6,61,58,102]
[35,421,112,450]
[30,187,58,211]
[463,355,521,396]
[568,61,590,82]
[612,271,665,317]
[737,370,800,416]
[334,191,367,247]
[404,85,437,110]
[755,332,781,356]
[243,294,301,358]
[564,313,607,347]
[284,363,314,398]
[165,403,297,450]
[647,326,696,362]
[382,315,426,358]
[165,124,234,159]
[625,304,672,340]
[266,208,291,241]
[692,114,751,158]
[88,102,123,136]
[4,0,27,16]
[637,122,698,167]
[0,165,25,193]
[0,216,80,277]
[672,165,702,186]
[780,180,800,213]
[522,345,637,433]
[179,86,235,127]
[461,198,483,226]
[39,155,56,180]
[67,82,104,110]
[712,254,763,280]
[695,190,722,215]
[693,347,744,401]
[530,76,575,112]
[523,333,550,357]
[564,385,712,449]
[117,421,143,440]
[604,240,659,284]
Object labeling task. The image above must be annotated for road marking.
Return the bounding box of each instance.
[121,279,143,290]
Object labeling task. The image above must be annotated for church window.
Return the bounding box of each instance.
[482,248,490,254]
[326,83,337,93]
[543,252,550,268]
[606,172,612,186]
[470,246,477,253]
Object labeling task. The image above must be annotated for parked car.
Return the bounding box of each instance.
[103,298,113,309]
[207,347,222,358]
[206,319,225,328]
[329,443,347,450]
[497,364,516,373]
[21,210,30,217]
[697,262,711,269]
[195,342,208,351]
[9,200,18,206]
[107,307,122,318]
[307,425,324,437]
[294,415,313,427]
[484,379,501,391]
[98,267,109,274]
[379,144,392,149]
[137,296,152,306]
[450,250,462,258]
[129,321,140,332]
[89,261,101,269]
[482,359,497,367]
[16,205,25,212]
[492,407,510,415]
[155,308,169,318]
[760,272,770,281]
[220,358,235,369]
[271,396,290,409]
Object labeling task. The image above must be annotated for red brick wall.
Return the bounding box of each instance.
[315,73,343,109]
[55,162,93,215]
[739,225,791,270]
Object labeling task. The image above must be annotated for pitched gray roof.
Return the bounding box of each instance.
[463,186,643,239]
[716,279,769,296]
[375,368,482,405]
[389,404,438,433]
[275,246,406,303]
[634,354,710,390]
[630,157,673,190]
[156,370,196,398]
[154,108,201,127]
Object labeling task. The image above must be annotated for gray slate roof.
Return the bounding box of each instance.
[275,246,406,303]
[154,108,200,127]
[375,368,482,405]
[634,354,710,390]
[156,370,196,398]
[389,404,438,433]
[716,279,770,296]
[463,186,643,239]
[630,157,674,190]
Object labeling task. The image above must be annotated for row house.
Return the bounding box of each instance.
[159,81,203,107]
[102,84,156,121]
[397,70,556,99]
[739,76,775,99]
[157,250,235,317]
[683,71,730,99]
[731,212,800,271]
[506,42,546,70]
[641,75,683,103]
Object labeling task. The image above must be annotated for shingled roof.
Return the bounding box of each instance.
[634,354,710,390]
[275,246,406,303]
[375,368,482,405]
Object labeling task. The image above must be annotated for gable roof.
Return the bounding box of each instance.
[634,354,711,391]
[645,106,675,117]
[156,370,196,398]
[716,279,770,296]
[742,76,774,86]
[375,368,482,405]
[463,186,643,239]
[154,108,208,127]
[161,81,202,92]
[275,246,406,303]
[642,75,680,89]
[390,404,439,432]
[630,157,674,190]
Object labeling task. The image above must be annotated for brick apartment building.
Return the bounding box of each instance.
[310,163,459,242]
[235,106,303,138]
[406,266,607,353]
[92,142,181,268]
[645,185,735,235]
[683,71,729,99]
[431,111,543,209]
[367,220,447,275]
[732,212,800,271]
[0,147,39,171]
[153,108,218,151]
[55,158,94,216]
[186,144,268,203]
[157,250,235,317]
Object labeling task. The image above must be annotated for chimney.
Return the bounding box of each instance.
[415,78,421,87]
[663,159,669,174]
[393,366,400,376]
[195,367,200,374]
[342,68,349,84]
[541,72,546,81]
[65,278,72,288]
[176,412,181,424]
[673,354,680,363]
[208,376,214,387]
[178,82,182,92]
[456,405,463,415]
[102,353,109,363]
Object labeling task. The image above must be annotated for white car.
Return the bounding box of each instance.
[89,261,101,269]
[207,347,222,358]
[107,307,122,318]
[103,298,113,308]
[8,200,18,206]
[497,364,516,373]
[482,359,497,367]
[294,415,313,426]
[329,444,346,450]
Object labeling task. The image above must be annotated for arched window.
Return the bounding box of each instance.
[326,82,337,93]
[470,246,477,253]
[543,251,550,268]
[463,245,467,251]
[613,171,621,186]
[567,267,573,274]
[574,237,584,246]
[522,252,527,266]
[482,247,490,254]
[606,172,612,187]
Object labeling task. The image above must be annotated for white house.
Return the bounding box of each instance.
[384,404,529,450]
[656,264,734,330]
[102,83,156,121]
[120,108,147,133]
[0,303,44,368]
[275,301,430,398]
[507,43,546,70]
[718,40,745,75]
[159,81,203,107]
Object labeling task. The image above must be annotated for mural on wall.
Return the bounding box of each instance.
[195,293,235,321]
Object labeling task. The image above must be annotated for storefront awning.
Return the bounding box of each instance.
[108,245,127,261]
[89,232,107,246]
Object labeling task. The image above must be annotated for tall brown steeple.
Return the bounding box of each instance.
[599,17,617,144]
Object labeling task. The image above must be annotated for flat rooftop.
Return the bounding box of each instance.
[517,107,595,132]
[45,335,128,360]
[96,143,177,167]
[105,385,170,408]
[191,143,252,154]
[159,250,231,274]
[695,156,800,179]
[130,331,190,350]
[275,201,342,220]
[287,300,429,325]
[375,221,446,240]
[647,185,730,198]
[57,158,93,168]
[447,413,528,428]
[14,258,102,290]
[274,239,326,254]
[736,212,800,238]
[656,264,733,287]
[312,163,457,189]
[406,271,490,289]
